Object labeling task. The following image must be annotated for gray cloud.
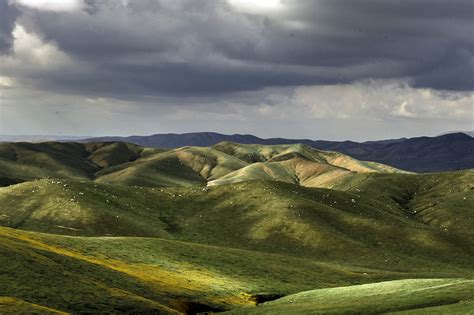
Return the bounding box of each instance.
[2,0,473,98]
[0,0,19,53]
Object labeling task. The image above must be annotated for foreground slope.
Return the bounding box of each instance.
[0,227,212,314]
[227,278,474,314]
[0,297,67,315]
[1,225,473,314]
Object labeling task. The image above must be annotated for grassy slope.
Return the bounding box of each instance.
[212,141,404,173]
[207,157,354,188]
[0,297,67,315]
[209,142,405,187]
[0,227,181,314]
[95,146,248,187]
[0,179,172,237]
[331,170,474,237]
[0,141,404,189]
[227,278,474,314]
[0,142,153,185]
[0,141,473,313]
[0,142,97,185]
[85,142,145,168]
[1,225,473,314]
[0,175,472,266]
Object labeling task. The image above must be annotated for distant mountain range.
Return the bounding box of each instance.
[0,135,88,142]
[83,132,474,173]
[440,130,474,137]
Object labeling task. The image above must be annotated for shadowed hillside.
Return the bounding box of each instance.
[0,142,153,186]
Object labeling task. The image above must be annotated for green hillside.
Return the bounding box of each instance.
[95,146,248,187]
[0,142,96,185]
[227,278,474,314]
[1,176,472,264]
[212,141,404,173]
[209,142,406,187]
[0,141,404,189]
[0,141,472,314]
[331,170,474,236]
[1,223,473,314]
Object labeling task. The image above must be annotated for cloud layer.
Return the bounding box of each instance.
[2,0,473,97]
[2,78,472,140]
[0,0,472,139]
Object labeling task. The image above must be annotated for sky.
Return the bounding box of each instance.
[0,0,473,141]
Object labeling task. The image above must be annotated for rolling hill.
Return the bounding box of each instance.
[0,141,154,186]
[0,141,473,313]
[0,141,404,189]
[209,142,403,187]
[84,131,474,172]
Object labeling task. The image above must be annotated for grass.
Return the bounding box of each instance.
[331,170,474,237]
[0,228,181,314]
[226,278,474,314]
[0,178,472,265]
[0,141,472,313]
[0,297,68,314]
[1,225,472,314]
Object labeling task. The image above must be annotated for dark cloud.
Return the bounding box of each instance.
[0,0,19,53]
[4,0,474,97]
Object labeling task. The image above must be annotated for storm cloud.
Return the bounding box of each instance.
[1,0,472,97]
[0,0,19,53]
